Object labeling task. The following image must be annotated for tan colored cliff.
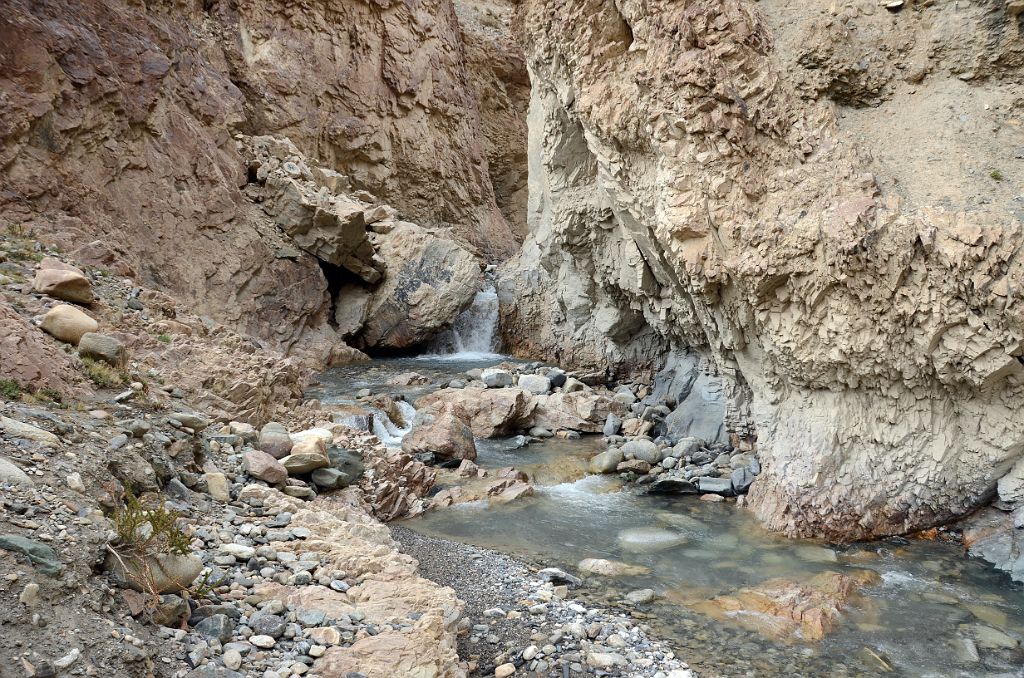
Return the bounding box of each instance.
[500,0,1024,540]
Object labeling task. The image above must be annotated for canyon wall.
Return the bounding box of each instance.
[500,0,1024,539]
[1,0,526,361]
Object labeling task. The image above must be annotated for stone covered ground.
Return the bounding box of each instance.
[0,235,697,677]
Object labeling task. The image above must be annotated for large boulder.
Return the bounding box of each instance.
[262,173,382,284]
[358,223,483,350]
[32,258,92,304]
[259,422,293,459]
[39,305,98,345]
[415,388,535,438]
[78,332,126,367]
[104,551,204,594]
[401,404,477,461]
[589,448,624,474]
[530,391,625,433]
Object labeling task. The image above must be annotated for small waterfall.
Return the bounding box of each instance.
[426,284,502,358]
[370,400,417,448]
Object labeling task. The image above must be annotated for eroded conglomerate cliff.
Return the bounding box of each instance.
[499,0,1024,540]
[1,0,526,360]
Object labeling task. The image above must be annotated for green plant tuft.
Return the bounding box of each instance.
[0,379,21,400]
[81,357,125,388]
[157,334,171,344]
[990,169,1005,181]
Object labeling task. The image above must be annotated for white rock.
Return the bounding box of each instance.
[250,634,276,648]
[218,544,256,560]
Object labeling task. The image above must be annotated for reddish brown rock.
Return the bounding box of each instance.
[692,570,881,642]
[244,450,288,485]
[0,302,86,398]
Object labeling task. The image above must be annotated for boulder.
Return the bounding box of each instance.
[244,450,288,485]
[622,439,661,464]
[104,551,204,593]
[401,404,477,461]
[731,467,756,494]
[334,283,373,338]
[1,301,85,398]
[415,388,535,438]
[32,259,93,304]
[696,476,734,496]
[0,457,32,486]
[648,478,699,495]
[311,467,352,490]
[617,459,651,474]
[39,304,98,345]
[530,391,625,433]
[518,374,551,395]
[603,413,622,436]
[259,422,293,459]
[280,437,331,474]
[357,223,482,349]
[78,332,126,367]
[481,368,514,388]
[589,448,624,473]
[261,174,382,283]
[0,416,60,446]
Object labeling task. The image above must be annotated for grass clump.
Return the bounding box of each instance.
[81,357,125,388]
[156,334,171,344]
[990,169,1005,181]
[0,379,21,400]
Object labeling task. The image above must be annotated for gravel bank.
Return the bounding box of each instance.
[390,524,694,678]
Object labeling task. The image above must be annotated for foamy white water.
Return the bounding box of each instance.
[425,285,503,359]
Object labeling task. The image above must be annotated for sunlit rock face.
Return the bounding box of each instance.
[500,0,1024,540]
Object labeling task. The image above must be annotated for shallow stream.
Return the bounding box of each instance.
[310,354,1024,677]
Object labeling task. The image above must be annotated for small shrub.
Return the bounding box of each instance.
[990,169,1005,181]
[37,387,63,404]
[6,223,26,237]
[111,490,191,557]
[81,357,125,388]
[157,334,171,344]
[0,379,21,400]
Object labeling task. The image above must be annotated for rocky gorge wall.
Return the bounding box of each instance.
[1,0,527,362]
[499,0,1024,541]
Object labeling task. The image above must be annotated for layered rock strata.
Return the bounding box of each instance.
[501,0,1024,540]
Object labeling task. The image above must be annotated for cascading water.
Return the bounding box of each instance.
[370,400,417,448]
[425,284,502,358]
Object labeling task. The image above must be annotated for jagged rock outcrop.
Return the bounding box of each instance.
[1,0,526,363]
[501,0,1024,540]
[357,223,483,350]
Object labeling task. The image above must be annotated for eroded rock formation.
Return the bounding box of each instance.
[500,0,1024,540]
[1,0,526,362]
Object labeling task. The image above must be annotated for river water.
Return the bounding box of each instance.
[309,352,1024,677]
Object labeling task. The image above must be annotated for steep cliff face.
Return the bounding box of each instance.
[500,0,1024,539]
[1,0,525,361]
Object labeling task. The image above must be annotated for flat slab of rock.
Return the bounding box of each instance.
[1,416,60,446]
